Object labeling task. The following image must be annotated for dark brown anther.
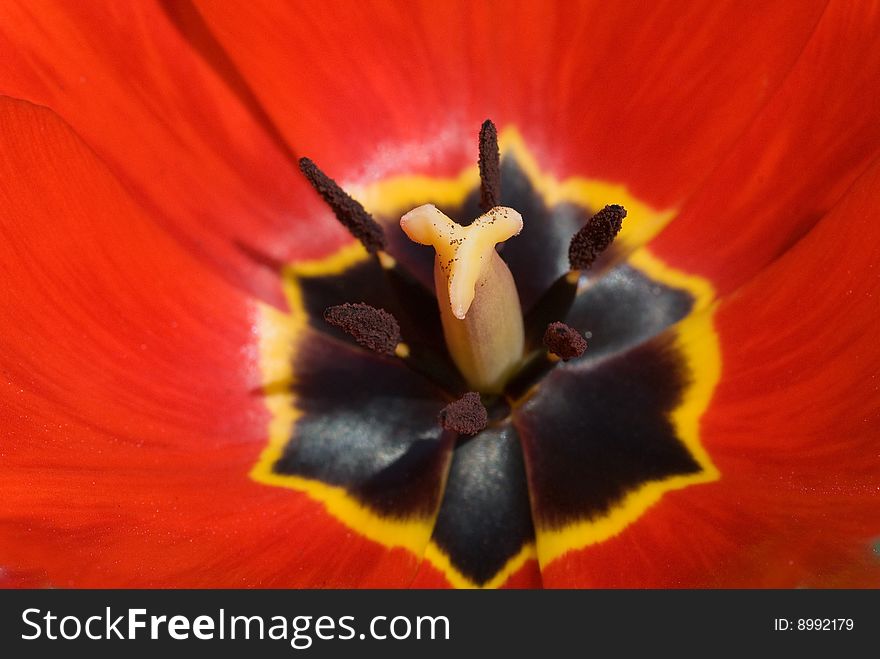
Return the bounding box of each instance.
[439,392,488,436]
[543,321,587,361]
[299,157,386,254]
[568,204,627,270]
[478,119,501,211]
[323,303,401,355]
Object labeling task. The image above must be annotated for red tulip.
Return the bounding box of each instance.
[1,0,878,588]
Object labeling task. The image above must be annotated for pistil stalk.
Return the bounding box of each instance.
[401,204,524,393]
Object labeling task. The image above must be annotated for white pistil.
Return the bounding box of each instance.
[400,204,525,393]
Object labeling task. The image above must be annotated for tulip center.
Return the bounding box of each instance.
[297,121,630,398]
[255,121,720,588]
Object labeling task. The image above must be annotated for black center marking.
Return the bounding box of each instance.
[271,158,702,585]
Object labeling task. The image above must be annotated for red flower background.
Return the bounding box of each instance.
[0,0,878,587]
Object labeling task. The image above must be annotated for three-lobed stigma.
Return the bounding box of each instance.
[399,204,523,320]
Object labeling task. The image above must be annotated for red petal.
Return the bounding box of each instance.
[0,2,345,305]
[652,2,880,294]
[192,0,826,204]
[541,155,880,587]
[0,98,414,587]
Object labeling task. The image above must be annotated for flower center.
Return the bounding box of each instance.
[255,123,721,588]
[299,121,627,398]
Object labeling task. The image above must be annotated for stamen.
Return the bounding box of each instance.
[523,273,579,349]
[439,392,488,435]
[543,322,587,361]
[478,119,501,211]
[323,303,403,356]
[299,157,386,254]
[525,206,624,349]
[568,204,627,270]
